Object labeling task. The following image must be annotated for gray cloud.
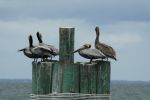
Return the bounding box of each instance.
[0,0,150,24]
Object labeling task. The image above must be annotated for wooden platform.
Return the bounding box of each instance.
[32,60,110,95]
[31,27,111,100]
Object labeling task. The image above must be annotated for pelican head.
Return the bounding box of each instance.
[28,35,33,47]
[28,34,32,39]
[73,44,91,53]
[36,32,43,43]
[83,44,91,49]
[95,26,100,35]
[18,35,33,52]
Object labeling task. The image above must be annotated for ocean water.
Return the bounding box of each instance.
[0,79,31,100]
[0,79,150,100]
[111,81,150,100]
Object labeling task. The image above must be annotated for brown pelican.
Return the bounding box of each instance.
[18,35,39,61]
[36,32,59,59]
[28,34,52,61]
[19,35,52,61]
[73,44,106,63]
[95,26,117,61]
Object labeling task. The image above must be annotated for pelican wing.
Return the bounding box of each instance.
[40,43,59,55]
[97,43,116,60]
[31,46,51,56]
[81,49,105,59]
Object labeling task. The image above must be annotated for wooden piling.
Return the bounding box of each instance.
[79,62,98,94]
[59,27,75,63]
[51,27,79,93]
[32,27,111,98]
[52,62,79,93]
[32,62,53,94]
[78,61,110,94]
[32,62,38,94]
[97,61,111,94]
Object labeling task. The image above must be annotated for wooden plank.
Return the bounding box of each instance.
[62,63,79,93]
[30,93,111,100]
[32,62,38,94]
[79,63,88,93]
[97,61,111,94]
[88,63,98,94]
[38,62,53,94]
[52,62,79,93]
[59,27,75,63]
[79,62,97,94]
[51,62,63,93]
[32,62,53,94]
[97,61,101,94]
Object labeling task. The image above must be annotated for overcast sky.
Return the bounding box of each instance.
[0,0,150,81]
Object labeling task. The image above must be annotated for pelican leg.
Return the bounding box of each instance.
[45,57,48,61]
[43,58,46,62]
[44,58,47,62]
[50,56,52,60]
[35,59,37,62]
[102,58,105,61]
[41,58,43,62]
[89,59,93,63]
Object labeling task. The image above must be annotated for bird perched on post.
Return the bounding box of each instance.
[73,44,106,63]
[18,35,53,61]
[28,34,53,61]
[36,32,59,59]
[18,35,39,61]
[95,26,117,61]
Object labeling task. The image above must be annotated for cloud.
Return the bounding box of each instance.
[103,34,143,48]
[0,0,150,24]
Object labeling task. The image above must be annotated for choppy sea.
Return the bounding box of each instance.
[0,79,150,100]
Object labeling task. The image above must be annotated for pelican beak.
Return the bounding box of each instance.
[72,49,80,53]
[72,46,85,53]
[18,49,24,52]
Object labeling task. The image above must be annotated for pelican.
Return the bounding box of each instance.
[28,34,52,61]
[95,26,117,61]
[73,44,106,63]
[36,32,59,59]
[18,35,39,61]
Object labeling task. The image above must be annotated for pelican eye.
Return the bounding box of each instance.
[89,45,91,48]
[84,44,91,48]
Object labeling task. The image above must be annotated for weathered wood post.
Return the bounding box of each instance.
[79,62,98,94]
[77,61,110,94]
[97,61,111,94]
[52,27,79,93]
[32,62,53,94]
[59,27,74,63]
